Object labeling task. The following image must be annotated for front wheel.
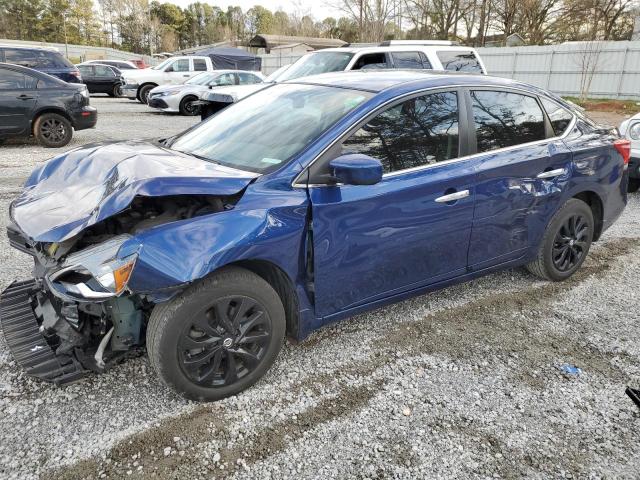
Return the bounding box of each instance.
[111,84,123,98]
[146,266,285,401]
[526,198,594,281]
[179,95,201,116]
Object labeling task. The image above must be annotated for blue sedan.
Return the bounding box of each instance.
[1,71,630,400]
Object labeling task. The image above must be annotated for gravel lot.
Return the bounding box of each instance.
[0,98,639,479]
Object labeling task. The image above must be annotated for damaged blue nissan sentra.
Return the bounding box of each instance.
[0,71,630,401]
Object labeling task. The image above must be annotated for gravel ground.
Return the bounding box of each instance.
[0,99,639,479]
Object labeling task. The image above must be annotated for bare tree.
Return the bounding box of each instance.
[573,40,605,101]
[330,0,397,41]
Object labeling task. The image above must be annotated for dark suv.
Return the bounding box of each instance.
[0,63,97,147]
[0,46,82,83]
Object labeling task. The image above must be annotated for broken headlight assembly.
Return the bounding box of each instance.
[46,235,137,301]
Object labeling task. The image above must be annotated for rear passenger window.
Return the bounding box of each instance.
[194,59,207,71]
[391,52,430,69]
[0,70,27,89]
[471,90,546,153]
[238,72,261,84]
[94,65,115,76]
[540,98,574,136]
[342,91,459,173]
[437,51,482,73]
[4,49,69,69]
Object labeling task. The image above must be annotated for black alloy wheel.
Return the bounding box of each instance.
[552,214,589,272]
[179,96,201,116]
[178,296,271,387]
[34,113,73,148]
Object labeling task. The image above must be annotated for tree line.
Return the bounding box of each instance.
[0,0,637,55]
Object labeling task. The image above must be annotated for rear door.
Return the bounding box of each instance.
[78,65,95,91]
[467,89,573,269]
[93,64,116,93]
[308,89,477,318]
[0,67,37,135]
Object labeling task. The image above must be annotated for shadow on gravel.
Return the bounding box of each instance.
[45,236,640,479]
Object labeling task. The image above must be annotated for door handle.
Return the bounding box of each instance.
[183,74,189,77]
[435,189,470,203]
[17,94,34,100]
[537,168,566,179]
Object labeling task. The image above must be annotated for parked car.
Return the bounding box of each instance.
[121,56,219,104]
[148,70,264,115]
[0,63,96,147]
[76,63,125,97]
[79,59,138,71]
[130,59,147,69]
[197,40,487,120]
[0,45,82,83]
[0,71,628,401]
[619,112,640,192]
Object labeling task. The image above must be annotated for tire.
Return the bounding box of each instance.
[179,95,201,116]
[33,113,73,148]
[138,84,154,104]
[526,198,594,281]
[110,84,122,98]
[629,178,640,193]
[147,266,286,401]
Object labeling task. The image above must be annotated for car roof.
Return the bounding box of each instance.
[318,45,479,54]
[0,45,60,52]
[287,70,542,96]
[0,62,70,85]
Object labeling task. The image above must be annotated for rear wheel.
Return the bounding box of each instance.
[628,178,639,193]
[147,266,285,401]
[110,84,122,98]
[138,84,154,104]
[526,198,594,281]
[33,113,73,148]
[179,95,200,116]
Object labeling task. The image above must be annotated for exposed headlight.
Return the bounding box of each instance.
[159,90,180,97]
[47,235,137,300]
[629,122,640,140]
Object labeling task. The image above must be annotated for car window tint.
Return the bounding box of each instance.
[471,90,546,153]
[170,59,190,72]
[0,69,27,89]
[193,59,207,71]
[342,91,459,173]
[353,53,388,70]
[238,72,261,84]
[213,73,235,86]
[94,65,114,76]
[391,52,424,69]
[540,98,574,136]
[437,50,482,72]
[4,49,69,69]
[419,52,433,69]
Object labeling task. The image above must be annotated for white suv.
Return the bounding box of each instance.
[198,41,487,119]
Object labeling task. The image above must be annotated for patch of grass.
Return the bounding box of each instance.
[563,96,640,114]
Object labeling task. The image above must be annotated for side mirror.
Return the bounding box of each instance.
[329,154,383,186]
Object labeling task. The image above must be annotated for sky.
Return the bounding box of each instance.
[167,0,344,21]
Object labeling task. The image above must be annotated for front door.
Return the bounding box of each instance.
[466,89,573,269]
[0,67,37,135]
[309,90,476,318]
[164,58,193,84]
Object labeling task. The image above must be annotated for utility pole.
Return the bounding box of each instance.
[63,13,69,59]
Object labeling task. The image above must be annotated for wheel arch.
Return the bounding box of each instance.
[229,259,301,341]
[32,107,73,132]
[137,82,158,93]
[572,190,604,241]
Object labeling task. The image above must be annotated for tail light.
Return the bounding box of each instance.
[614,139,631,165]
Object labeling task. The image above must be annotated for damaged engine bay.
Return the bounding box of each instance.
[3,194,237,383]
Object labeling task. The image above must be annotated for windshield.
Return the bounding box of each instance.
[171,83,372,173]
[152,58,172,70]
[276,52,354,82]
[186,72,215,85]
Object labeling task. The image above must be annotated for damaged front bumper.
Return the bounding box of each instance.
[0,280,87,385]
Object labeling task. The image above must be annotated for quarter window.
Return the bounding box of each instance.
[471,90,546,153]
[540,98,573,136]
[342,91,459,174]
[437,51,482,73]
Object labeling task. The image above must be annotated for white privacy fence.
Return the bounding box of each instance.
[477,41,640,100]
[259,40,640,100]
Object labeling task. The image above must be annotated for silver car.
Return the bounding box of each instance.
[620,111,640,192]
[147,70,264,115]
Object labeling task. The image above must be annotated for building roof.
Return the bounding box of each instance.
[249,34,347,50]
[270,43,314,51]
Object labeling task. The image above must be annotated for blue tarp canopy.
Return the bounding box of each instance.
[193,47,262,71]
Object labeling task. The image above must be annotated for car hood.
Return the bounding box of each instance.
[150,84,206,95]
[11,141,259,242]
[199,83,270,103]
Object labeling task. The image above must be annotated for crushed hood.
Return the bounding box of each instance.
[11,141,258,242]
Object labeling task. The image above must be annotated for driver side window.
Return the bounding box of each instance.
[167,59,189,72]
[341,91,460,174]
